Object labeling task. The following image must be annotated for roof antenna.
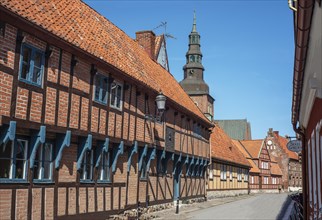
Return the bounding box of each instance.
[153,21,176,40]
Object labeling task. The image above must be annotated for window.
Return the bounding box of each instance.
[94,74,108,104]
[251,176,254,184]
[263,176,269,184]
[237,168,242,181]
[244,169,249,182]
[229,166,233,181]
[261,161,269,169]
[220,164,226,180]
[209,168,213,179]
[0,139,28,180]
[98,150,111,182]
[33,143,53,181]
[140,158,147,180]
[19,44,44,86]
[272,177,276,184]
[110,81,123,110]
[80,150,94,181]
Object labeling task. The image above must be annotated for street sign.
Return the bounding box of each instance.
[287,140,302,152]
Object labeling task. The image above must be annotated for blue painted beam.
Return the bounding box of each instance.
[201,160,209,177]
[163,151,174,174]
[95,138,109,168]
[77,134,93,171]
[127,141,138,172]
[112,141,124,172]
[157,149,166,173]
[30,126,46,168]
[146,147,156,173]
[55,130,71,169]
[192,157,199,177]
[138,144,148,171]
[197,159,204,177]
[0,121,16,151]
[187,156,194,177]
[172,153,182,175]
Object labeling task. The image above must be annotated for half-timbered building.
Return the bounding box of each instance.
[233,140,261,192]
[0,1,212,219]
[238,140,283,192]
[207,125,251,197]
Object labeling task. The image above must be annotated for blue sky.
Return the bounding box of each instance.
[84,0,295,139]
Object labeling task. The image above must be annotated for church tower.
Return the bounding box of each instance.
[179,12,214,121]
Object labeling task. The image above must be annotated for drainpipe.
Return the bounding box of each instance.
[288,0,297,11]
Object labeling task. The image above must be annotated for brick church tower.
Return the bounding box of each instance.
[179,12,214,121]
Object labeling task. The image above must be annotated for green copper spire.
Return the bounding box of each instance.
[192,10,197,32]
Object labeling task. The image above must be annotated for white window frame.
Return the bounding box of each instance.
[237,168,242,181]
[94,74,108,104]
[244,169,249,182]
[263,176,269,184]
[0,139,28,181]
[229,166,233,181]
[33,143,53,181]
[80,149,94,181]
[110,80,123,110]
[98,150,111,182]
[220,164,226,180]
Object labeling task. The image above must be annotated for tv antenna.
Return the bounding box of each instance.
[153,21,176,40]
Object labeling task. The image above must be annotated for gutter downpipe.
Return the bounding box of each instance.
[291,0,314,218]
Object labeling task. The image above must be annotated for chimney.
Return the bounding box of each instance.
[273,131,279,137]
[135,31,156,60]
[268,128,273,137]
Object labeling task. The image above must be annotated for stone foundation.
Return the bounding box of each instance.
[206,189,249,199]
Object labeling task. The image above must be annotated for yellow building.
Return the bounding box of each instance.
[207,125,252,197]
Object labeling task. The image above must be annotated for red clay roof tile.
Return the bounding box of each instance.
[0,0,211,125]
[211,125,251,167]
[232,140,260,173]
[239,140,263,159]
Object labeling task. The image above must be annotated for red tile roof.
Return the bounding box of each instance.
[239,140,263,159]
[211,125,251,167]
[274,133,298,160]
[0,0,211,125]
[233,140,260,173]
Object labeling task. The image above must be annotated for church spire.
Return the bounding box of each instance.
[192,10,197,32]
[179,12,214,121]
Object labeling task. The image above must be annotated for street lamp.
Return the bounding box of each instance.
[145,92,166,122]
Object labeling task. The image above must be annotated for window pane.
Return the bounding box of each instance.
[15,140,27,179]
[116,85,122,108]
[110,83,116,106]
[0,142,13,178]
[21,47,31,80]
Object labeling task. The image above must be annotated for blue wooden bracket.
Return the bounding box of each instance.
[112,141,124,173]
[76,134,93,171]
[163,151,174,174]
[187,156,194,176]
[197,159,204,177]
[127,141,138,172]
[30,126,46,168]
[0,121,16,151]
[172,153,182,175]
[179,156,186,175]
[138,144,148,171]
[146,147,156,173]
[55,130,71,169]
[192,157,199,177]
[95,138,109,168]
[157,149,166,172]
[201,160,209,177]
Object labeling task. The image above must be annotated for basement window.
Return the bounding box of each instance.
[0,139,28,181]
[19,43,45,87]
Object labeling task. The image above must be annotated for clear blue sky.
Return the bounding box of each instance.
[84,0,295,139]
